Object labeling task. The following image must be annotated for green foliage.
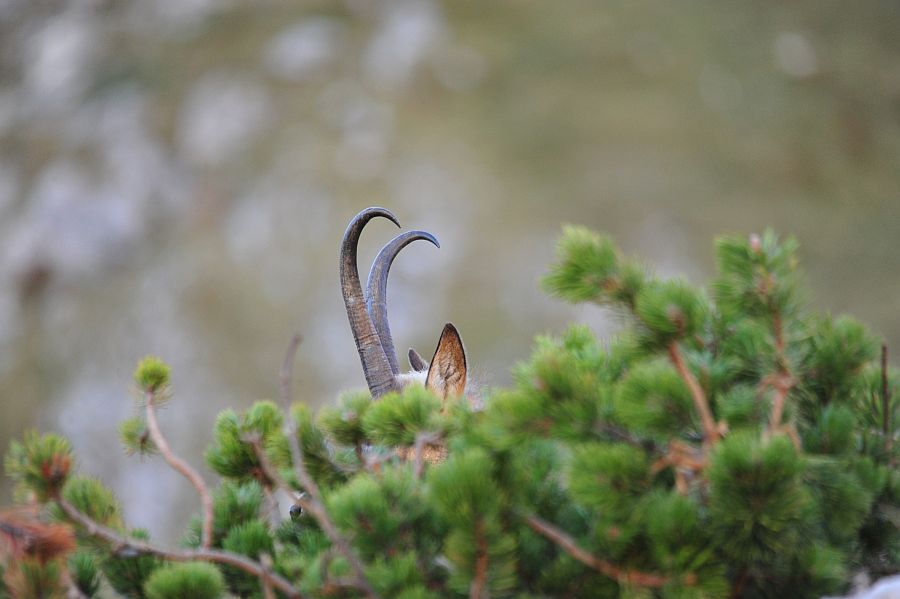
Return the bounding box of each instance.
[363,386,441,446]
[317,390,374,447]
[5,431,72,501]
[268,402,346,488]
[428,449,517,596]
[61,476,123,530]
[101,529,161,598]
[221,520,274,597]
[205,400,284,485]
[134,356,171,393]
[119,416,157,456]
[68,551,101,598]
[4,226,900,598]
[708,434,811,565]
[713,230,801,320]
[543,226,648,309]
[615,359,695,438]
[143,562,224,599]
[633,279,707,346]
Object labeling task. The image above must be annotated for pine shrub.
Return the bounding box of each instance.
[2,227,898,598]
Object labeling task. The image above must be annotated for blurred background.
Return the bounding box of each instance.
[1,0,898,542]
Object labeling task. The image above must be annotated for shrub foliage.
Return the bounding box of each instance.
[2,228,898,598]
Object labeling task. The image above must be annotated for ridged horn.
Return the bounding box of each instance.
[340,207,401,398]
[366,230,440,374]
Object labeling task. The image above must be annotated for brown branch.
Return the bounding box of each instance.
[470,518,489,599]
[413,432,441,480]
[766,373,796,433]
[667,342,719,446]
[274,338,381,599]
[55,498,304,599]
[144,390,213,549]
[260,553,276,599]
[773,312,785,355]
[250,439,379,599]
[524,514,689,588]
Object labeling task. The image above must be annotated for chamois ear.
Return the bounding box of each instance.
[425,323,467,399]
[408,348,428,372]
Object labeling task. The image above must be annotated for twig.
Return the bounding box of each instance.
[524,514,689,588]
[667,342,719,446]
[766,309,797,434]
[883,344,892,453]
[280,334,303,407]
[765,373,796,433]
[144,389,213,549]
[470,518,489,599]
[55,498,304,599]
[413,432,441,479]
[649,440,707,495]
[276,335,381,599]
[260,553,276,599]
[249,439,380,599]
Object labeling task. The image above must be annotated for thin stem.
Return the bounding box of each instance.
[413,432,441,480]
[280,334,303,407]
[667,342,719,445]
[773,312,785,355]
[144,390,213,549]
[470,518,488,599]
[524,514,688,588]
[250,439,380,599]
[767,374,795,433]
[55,498,304,599]
[260,553,276,599]
[276,335,381,599]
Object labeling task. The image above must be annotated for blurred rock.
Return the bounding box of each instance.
[364,0,444,89]
[22,8,100,114]
[774,31,819,79]
[177,72,273,166]
[3,160,143,296]
[264,18,344,82]
[431,43,487,92]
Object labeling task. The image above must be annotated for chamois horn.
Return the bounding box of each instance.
[340,207,400,398]
[366,230,440,375]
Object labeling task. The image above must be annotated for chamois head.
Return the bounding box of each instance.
[340,207,468,401]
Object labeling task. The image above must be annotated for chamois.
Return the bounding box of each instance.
[340,207,469,405]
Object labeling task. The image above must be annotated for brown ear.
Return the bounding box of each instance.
[425,323,467,399]
[408,348,428,372]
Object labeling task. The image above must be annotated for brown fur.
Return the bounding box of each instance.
[425,323,467,406]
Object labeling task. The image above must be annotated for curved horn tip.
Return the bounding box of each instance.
[352,206,401,229]
[416,230,440,249]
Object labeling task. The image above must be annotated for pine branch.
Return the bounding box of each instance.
[276,335,382,599]
[765,305,797,436]
[667,342,720,446]
[54,498,304,599]
[260,553,276,599]
[144,389,213,549]
[249,439,380,599]
[413,432,441,479]
[524,514,689,588]
[765,373,796,435]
